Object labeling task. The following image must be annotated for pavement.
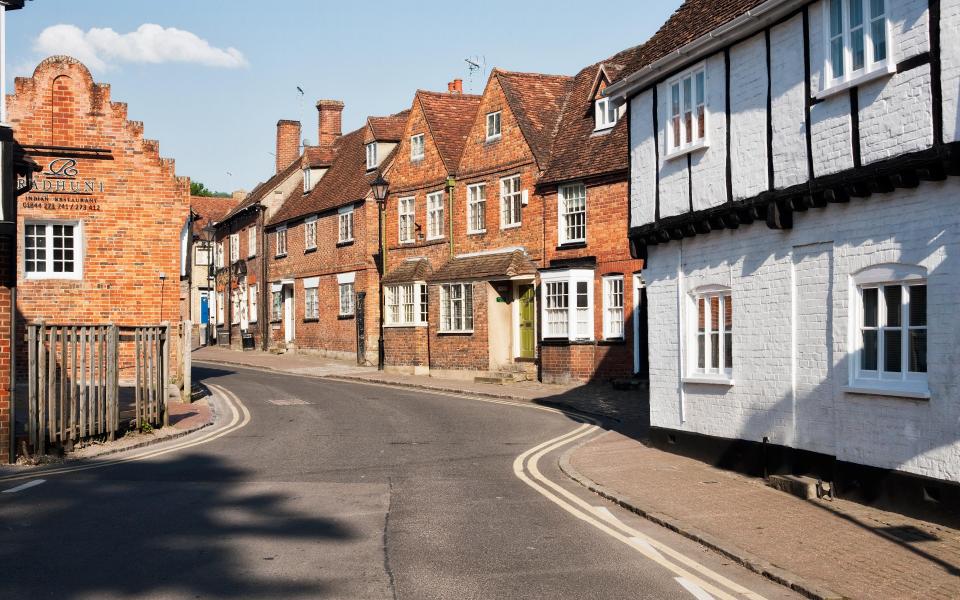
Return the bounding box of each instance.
[0,362,798,599]
[189,346,960,600]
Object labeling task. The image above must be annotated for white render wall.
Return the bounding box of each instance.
[729,33,770,199]
[644,181,960,483]
[770,14,809,188]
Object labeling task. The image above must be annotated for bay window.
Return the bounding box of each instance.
[439,283,474,333]
[541,269,594,341]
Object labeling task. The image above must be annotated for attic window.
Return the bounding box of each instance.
[595,97,617,130]
[410,134,425,161]
[486,111,501,141]
[365,143,377,170]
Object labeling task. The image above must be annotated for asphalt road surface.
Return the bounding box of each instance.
[0,363,802,599]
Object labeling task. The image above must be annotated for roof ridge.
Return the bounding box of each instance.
[415,89,482,99]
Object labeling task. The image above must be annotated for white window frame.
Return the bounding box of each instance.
[271,287,283,322]
[384,282,428,327]
[410,134,425,161]
[23,220,83,280]
[685,286,733,384]
[247,227,256,258]
[500,175,522,229]
[666,64,708,159]
[248,284,258,323]
[275,226,287,257]
[540,269,594,341]
[558,183,587,245]
[426,191,444,240]
[439,282,474,333]
[847,265,929,398]
[231,288,241,325]
[486,111,501,141]
[337,271,356,317]
[303,277,320,320]
[304,216,318,250]
[230,233,240,264]
[467,183,486,234]
[215,240,224,269]
[398,196,415,244]
[595,96,618,130]
[602,275,625,340]
[365,142,378,170]
[217,291,225,325]
[303,168,312,193]
[819,0,893,98]
[338,207,354,244]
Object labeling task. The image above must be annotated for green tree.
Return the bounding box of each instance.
[191,181,230,198]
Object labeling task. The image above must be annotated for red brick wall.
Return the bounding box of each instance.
[427,281,489,372]
[383,326,428,367]
[10,57,189,377]
[0,234,12,461]
[276,120,301,175]
[316,100,344,150]
[214,210,266,349]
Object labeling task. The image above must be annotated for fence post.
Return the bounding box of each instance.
[37,321,45,454]
[107,324,117,441]
[162,322,170,427]
[27,324,36,450]
[182,319,191,403]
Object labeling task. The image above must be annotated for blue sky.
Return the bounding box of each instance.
[6,0,680,193]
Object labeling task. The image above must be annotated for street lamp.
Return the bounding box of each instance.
[371,173,389,371]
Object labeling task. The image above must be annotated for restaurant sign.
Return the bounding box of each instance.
[20,158,104,211]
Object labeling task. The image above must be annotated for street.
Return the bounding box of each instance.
[0,363,799,599]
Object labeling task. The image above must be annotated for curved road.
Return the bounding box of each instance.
[0,363,800,599]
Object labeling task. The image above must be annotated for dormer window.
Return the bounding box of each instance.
[410,134,425,161]
[486,111,501,141]
[365,143,377,170]
[595,97,617,130]
[303,168,311,193]
[666,65,707,158]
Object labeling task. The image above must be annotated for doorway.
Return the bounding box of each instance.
[517,284,536,359]
[283,284,295,344]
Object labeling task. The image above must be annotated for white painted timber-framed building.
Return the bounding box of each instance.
[606,0,960,507]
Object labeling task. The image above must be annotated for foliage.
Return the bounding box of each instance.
[191,181,230,198]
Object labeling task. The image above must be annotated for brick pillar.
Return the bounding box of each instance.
[275,120,301,174]
[316,100,344,151]
[0,233,13,462]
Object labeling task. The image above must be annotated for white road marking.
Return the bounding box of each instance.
[514,423,769,600]
[594,505,627,529]
[0,383,250,484]
[677,576,718,600]
[2,479,46,493]
[266,398,310,405]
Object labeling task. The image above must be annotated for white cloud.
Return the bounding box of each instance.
[33,24,248,71]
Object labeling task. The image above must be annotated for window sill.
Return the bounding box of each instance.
[337,314,355,320]
[664,139,709,162]
[501,223,522,231]
[842,384,930,400]
[384,323,427,329]
[304,247,317,254]
[682,375,734,386]
[557,241,587,250]
[467,229,486,236]
[275,254,287,259]
[438,330,474,336]
[599,338,626,346]
[336,240,354,248]
[485,135,501,144]
[303,318,319,323]
[540,338,595,347]
[815,63,895,100]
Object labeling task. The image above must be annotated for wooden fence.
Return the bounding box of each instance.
[26,322,170,454]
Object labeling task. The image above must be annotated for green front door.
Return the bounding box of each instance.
[518,284,536,359]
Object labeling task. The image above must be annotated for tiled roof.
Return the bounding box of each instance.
[220,156,303,222]
[382,258,434,284]
[303,145,336,168]
[539,63,628,185]
[605,0,767,85]
[429,250,537,282]
[190,195,238,236]
[367,110,410,143]
[417,91,482,172]
[495,70,573,170]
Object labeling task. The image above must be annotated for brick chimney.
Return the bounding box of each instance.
[275,120,301,174]
[448,79,463,95]
[316,100,344,150]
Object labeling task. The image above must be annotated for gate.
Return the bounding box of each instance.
[25,322,170,454]
[355,291,366,365]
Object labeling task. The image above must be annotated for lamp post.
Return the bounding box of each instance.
[370,173,389,371]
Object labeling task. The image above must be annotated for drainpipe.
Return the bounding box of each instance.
[446,176,456,258]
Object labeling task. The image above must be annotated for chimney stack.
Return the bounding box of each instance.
[448,79,463,95]
[316,99,344,150]
[275,120,301,174]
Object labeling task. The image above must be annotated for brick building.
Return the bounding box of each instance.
[266,108,407,362]
[8,56,190,379]
[380,86,480,374]
[186,193,240,345]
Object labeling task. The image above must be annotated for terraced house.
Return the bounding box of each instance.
[608,0,960,504]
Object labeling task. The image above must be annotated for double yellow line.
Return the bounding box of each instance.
[0,383,250,484]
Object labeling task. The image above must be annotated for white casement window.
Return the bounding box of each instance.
[338,207,354,243]
[558,183,587,244]
[303,168,311,193]
[248,227,256,257]
[215,241,224,269]
[398,196,415,243]
[337,272,356,316]
[603,275,625,340]
[439,283,474,333]
[500,175,522,229]
[249,284,258,323]
[304,216,317,250]
[541,269,594,341]
[851,266,928,396]
[426,191,444,239]
[303,277,320,320]
[275,226,287,257]
[231,289,241,324]
[365,143,377,170]
[195,243,210,266]
[410,134,425,161]
[230,233,240,264]
[824,0,890,92]
[689,289,733,379]
[271,289,283,321]
[486,111,501,140]
[385,282,428,326]
[467,183,486,234]
[595,97,618,130]
[667,66,707,156]
[24,221,82,279]
[217,291,225,324]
